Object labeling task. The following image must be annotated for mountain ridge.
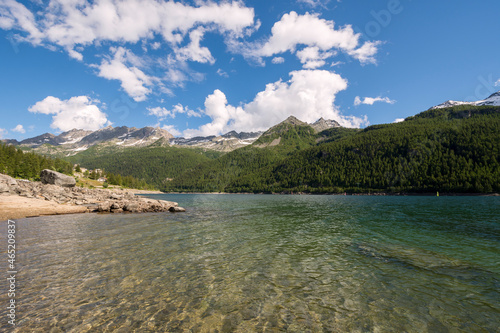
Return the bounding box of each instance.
[3,116,342,155]
[431,90,500,109]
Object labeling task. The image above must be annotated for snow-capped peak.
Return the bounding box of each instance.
[431,91,500,109]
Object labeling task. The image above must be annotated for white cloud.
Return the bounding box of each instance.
[148,103,200,121]
[11,124,25,133]
[161,124,181,137]
[354,96,396,106]
[241,11,381,66]
[174,27,215,64]
[347,41,381,65]
[296,46,335,69]
[0,0,256,99]
[147,107,175,120]
[394,118,405,123]
[0,0,43,43]
[28,96,111,132]
[0,0,256,54]
[272,57,285,64]
[151,42,161,50]
[184,69,368,137]
[297,0,329,7]
[97,47,154,102]
[0,128,7,139]
[495,79,500,87]
[216,68,229,78]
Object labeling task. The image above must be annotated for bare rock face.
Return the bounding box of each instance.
[40,169,76,188]
[0,174,18,195]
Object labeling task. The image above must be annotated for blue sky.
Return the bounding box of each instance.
[1,0,499,140]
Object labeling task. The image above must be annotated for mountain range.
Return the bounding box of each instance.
[2,117,341,156]
[2,90,499,194]
[431,91,500,109]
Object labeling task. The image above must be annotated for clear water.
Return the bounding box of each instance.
[1,195,499,332]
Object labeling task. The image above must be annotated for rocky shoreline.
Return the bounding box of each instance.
[0,171,185,221]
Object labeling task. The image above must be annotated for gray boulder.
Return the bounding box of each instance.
[123,202,140,212]
[111,202,122,210]
[98,201,111,212]
[40,169,76,188]
[0,174,17,194]
[0,183,10,194]
[169,206,186,213]
[0,174,17,186]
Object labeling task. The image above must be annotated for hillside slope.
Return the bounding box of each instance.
[164,118,359,192]
[69,145,222,189]
[169,105,500,194]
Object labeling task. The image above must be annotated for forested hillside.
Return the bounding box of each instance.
[61,105,500,194]
[167,105,500,194]
[69,145,222,189]
[0,143,73,179]
[164,124,359,192]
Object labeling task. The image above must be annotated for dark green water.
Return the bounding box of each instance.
[1,195,499,332]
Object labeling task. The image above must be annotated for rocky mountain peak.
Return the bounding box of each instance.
[282,115,307,126]
[19,133,57,147]
[431,90,500,109]
[487,91,500,98]
[311,118,341,132]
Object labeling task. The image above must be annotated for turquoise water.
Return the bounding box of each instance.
[1,195,499,332]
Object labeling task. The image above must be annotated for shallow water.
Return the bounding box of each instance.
[1,195,499,332]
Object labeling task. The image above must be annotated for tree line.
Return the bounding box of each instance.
[0,143,73,179]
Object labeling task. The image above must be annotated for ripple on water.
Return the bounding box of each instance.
[0,195,499,332]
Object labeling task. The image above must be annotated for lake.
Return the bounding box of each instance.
[1,195,499,332]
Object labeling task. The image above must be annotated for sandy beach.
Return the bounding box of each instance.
[0,195,88,221]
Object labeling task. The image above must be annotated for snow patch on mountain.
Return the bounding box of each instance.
[431,91,500,109]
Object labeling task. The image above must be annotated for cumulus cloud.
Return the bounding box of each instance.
[11,124,25,133]
[495,79,500,87]
[346,41,381,65]
[0,0,43,43]
[161,124,181,137]
[148,107,175,120]
[0,128,7,139]
[97,47,154,102]
[174,27,215,64]
[354,96,396,106]
[28,96,111,132]
[239,11,381,66]
[0,0,256,99]
[394,118,405,123]
[296,46,336,69]
[0,0,255,55]
[148,103,200,121]
[184,69,368,137]
[272,57,285,64]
